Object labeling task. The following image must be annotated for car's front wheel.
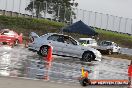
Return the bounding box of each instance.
[39,46,48,57]
[82,51,95,62]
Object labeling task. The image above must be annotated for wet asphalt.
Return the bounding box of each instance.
[0,45,131,88]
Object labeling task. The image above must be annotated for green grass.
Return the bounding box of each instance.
[0,15,64,35]
[0,15,131,48]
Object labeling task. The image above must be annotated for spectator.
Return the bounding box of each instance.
[128,60,132,86]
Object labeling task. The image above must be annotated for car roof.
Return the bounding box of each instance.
[79,38,95,40]
[0,29,10,32]
[45,33,70,37]
[101,40,115,44]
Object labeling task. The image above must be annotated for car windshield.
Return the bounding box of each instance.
[90,40,97,44]
[101,41,112,46]
[79,40,86,44]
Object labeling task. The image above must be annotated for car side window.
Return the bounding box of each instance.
[64,36,77,45]
[57,36,64,43]
[1,31,9,35]
[47,35,59,41]
[87,40,90,44]
[47,35,64,43]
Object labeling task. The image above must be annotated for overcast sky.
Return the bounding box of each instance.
[0,0,132,19]
[76,0,132,19]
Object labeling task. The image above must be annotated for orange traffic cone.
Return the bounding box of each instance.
[46,46,53,62]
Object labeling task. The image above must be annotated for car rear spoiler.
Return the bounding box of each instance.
[29,32,39,42]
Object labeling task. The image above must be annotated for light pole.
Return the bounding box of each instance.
[124,18,128,33]
[106,14,109,30]
[88,11,92,26]
[131,19,132,35]
[100,13,103,29]
[32,0,35,18]
[38,1,41,18]
[82,10,85,22]
[11,0,15,16]
[57,4,61,22]
[63,6,66,22]
[94,12,97,27]
[18,0,21,15]
[118,17,122,33]
[5,0,7,11]
[43,1,47,19]
[76,8,79,22]
[112,15,115,31]
[69,0,77,24]
[70,8,73,24]
[12,0,14,12]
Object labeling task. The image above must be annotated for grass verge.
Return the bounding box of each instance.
[0,15,131,51]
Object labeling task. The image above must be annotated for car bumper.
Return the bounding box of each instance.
[28,43,39,51]
[95,54,102,61]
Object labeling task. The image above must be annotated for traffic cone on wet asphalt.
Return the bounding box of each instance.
[44,46,53,62]
[79,66,91,86]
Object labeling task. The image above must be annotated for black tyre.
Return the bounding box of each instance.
[2,42,7,45]
[39,46,48,56]
[82,51,95,62]
[80,78,91,86]
[107,49,112,55]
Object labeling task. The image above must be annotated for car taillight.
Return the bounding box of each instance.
[29,36,34,43]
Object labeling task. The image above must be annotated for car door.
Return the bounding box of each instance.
[62,36,82,57]
[47,34,64,55]
[0,31,9,42]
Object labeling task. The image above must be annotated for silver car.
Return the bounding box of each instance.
[28,32,102,62]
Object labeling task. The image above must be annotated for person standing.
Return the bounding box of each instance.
[128,60,132,87]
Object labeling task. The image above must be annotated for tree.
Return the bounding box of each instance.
[25,0,78,23]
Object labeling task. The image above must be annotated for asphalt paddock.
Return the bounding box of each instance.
[0,45,131,88]
[0,76,128,88]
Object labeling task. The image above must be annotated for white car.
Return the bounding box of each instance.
[96,41,120,55]
[28,32,102,62]
[79,38,97,47]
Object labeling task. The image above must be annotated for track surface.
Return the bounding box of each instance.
[0,45,130,88]
[0,77,128,88]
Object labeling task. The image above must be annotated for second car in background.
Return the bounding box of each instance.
[0,29,23,46]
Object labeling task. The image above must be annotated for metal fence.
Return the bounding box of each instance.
[0,0,132,35]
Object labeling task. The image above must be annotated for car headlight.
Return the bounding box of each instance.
[95,51,102,57]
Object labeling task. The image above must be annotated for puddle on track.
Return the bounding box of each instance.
[0,46,130,84]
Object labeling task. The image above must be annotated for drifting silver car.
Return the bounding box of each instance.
[28,32,102,62]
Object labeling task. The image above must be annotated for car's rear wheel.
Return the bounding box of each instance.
[107,49,112,55]
[82,51,95,62]
[39,46,48,57]
[2,42,7,45]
